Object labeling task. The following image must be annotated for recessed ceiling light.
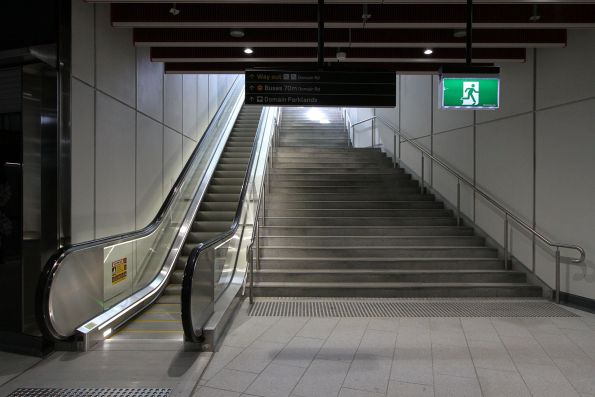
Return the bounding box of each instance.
[424,48,433,55]
[244,48,253,55]
[453,30,467,38]
[230,29,245,38]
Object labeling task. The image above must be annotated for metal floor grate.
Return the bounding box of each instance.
[7,389,171,397]
[249,298,577,318]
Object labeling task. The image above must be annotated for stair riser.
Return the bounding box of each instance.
[269,193,434,201]
[251,286,542,298]
[259,226,473,237]
[260,237,484,247]
[269,180,415,188]
[265,209,452,217]
[262,218,456,226]
[260,247,498,258]
[266,201,442,210]
[270,186,421,194]
[257,259,503,270]
[254,272,526,284]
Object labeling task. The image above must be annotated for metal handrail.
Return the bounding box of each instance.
[182,106,280,340]
[348,114,585,303]
[246,108,282,304]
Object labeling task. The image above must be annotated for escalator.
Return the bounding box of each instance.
[35,76,280,350]
[108,106,262,341]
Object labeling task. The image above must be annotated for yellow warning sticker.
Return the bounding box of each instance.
[111,257,128,285]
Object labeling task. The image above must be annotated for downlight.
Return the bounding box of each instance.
[230,29,245,38]
[244,48,254,55]
[424,48,434,55]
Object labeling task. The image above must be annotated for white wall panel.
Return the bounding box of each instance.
[401,137,430,182]
[197,74,210,139]
[71,79,95,243]
[136,114,163,228]
[71,0,94,85]
[95,93,135,238]
[432,128,474,219]
[164,74,183,133]
[537,29,595,109]
[535,99,595,298]
[400,75,431,138]
[136,47,163,122]
[475,114,533,267]
[477,52,534,123]
[208,74,219,120]
[95,5,135,107]
[183,75,198,140]
[163,127,183,195]
[183,136,197,165]
[432,75,474,133]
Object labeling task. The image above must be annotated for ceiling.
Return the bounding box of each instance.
[89,1,595,73]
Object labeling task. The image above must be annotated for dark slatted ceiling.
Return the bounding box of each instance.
[102,2,595,73]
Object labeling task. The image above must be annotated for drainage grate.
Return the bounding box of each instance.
[7,389,171,397]
[249,298,577,318]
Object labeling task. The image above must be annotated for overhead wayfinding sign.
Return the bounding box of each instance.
[245,70,396,107]
[441,77,500,110]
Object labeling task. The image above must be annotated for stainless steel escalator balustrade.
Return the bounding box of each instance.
[36,76,246,349]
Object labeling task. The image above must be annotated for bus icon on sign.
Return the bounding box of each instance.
[460,81,479,106]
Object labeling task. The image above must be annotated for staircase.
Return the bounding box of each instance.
[110,105,262,340]
[252,107,541,298]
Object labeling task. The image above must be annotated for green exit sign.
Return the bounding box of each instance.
[441,78,500,109]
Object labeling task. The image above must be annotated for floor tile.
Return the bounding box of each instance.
[206,368,259,393]
[516,363,580,397]
[274,337,324,368]
[430,318,467,347]
[339,387,385,397]
[467,339,516,372]
[343,355,392,394]
[461,319,500,343]
[202,346,245,381]
[433,374,482,397]
[498,333,552,366]
[476,368,530,397]
[245,363,305,397]
[391,345,433,386]
[292,359,350,397]
[387,380,434,397]
[226,340,286,374]
[356,329,397,359]
[368,318,399,333]
[193,386,241,397]
[257,318,309,345]
[297,318,339,340]
[432,344,476,378]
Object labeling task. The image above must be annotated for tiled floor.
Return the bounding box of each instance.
[193,302,595,397]
[0,339,210,397]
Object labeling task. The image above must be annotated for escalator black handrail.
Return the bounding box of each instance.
[181,106,270,342]
[36,76,242,341]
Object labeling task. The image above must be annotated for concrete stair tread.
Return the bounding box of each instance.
[259,257,501,262]
[253,282,536,288]
[255,269,517,274]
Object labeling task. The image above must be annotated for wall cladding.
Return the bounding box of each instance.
[70,0,236,243]
[357,29,595,299]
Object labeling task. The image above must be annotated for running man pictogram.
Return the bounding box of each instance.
[461,82,479,105]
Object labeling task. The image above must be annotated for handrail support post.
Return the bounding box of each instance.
[420,155,425,194]
[457,180,461,226]
[504,214,509,270]
[555,248,561,304]
[393,134,397,168]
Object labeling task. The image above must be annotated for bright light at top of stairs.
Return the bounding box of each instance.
[306,108,330,124]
